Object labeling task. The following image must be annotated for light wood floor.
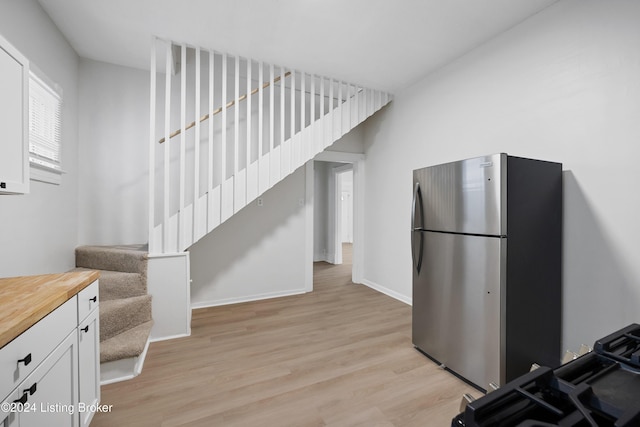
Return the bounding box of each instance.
[91,244,478,426]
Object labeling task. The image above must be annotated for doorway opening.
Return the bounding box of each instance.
[334,165,353,266]
[309,151,364,288]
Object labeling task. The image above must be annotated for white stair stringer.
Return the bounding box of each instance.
[149,40,391,254]
[100,336,151,385]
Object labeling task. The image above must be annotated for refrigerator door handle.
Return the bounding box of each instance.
[411,182,424,273]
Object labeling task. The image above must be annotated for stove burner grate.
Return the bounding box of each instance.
[452,324,640,427]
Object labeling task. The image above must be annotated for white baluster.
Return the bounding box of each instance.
[309,75,315,161]
[208,50,220,231]
[148,38,157,253]
[335,80,343,140]
[234,55,246,213]
[318,76,324,154]
[234,55,239,177]
[221,53,233,222]
[269,64,279,187]
[299,72,305,167]
[246,58,257,204]
[194,47,201,241]
[290,69,295,170]
[163,41,172,253]
[280,66,286,178]
[328,78,334,145]
[179,44,187,250]
[269,64,274,155]
[258,62,269,194]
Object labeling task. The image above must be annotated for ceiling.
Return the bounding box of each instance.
[37,0,557,92]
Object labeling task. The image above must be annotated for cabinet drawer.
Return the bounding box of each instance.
[0,297,77,403]
[77,280,99,323]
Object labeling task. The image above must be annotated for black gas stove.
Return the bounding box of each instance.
[452,324,640,426]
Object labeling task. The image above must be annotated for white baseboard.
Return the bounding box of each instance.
[361,278,411,306]
[191,288,308,309]
[149,332,190,343]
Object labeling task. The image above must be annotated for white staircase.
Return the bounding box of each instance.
[149,38,392,254]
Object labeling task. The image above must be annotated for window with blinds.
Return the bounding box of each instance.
[29,70,63,183]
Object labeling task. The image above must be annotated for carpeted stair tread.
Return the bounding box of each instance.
[100,320,153,364]
[70,267,147,301]
[100,295,152,342]
[76,245,148,275]
[74,243,154,373]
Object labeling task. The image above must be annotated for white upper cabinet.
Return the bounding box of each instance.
[0,33,29,194]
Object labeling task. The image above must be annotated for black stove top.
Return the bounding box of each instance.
[452,324,640,426]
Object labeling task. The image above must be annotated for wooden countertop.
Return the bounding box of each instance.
[0,270,100,349]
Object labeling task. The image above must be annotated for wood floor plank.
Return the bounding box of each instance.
[91,244,479,426]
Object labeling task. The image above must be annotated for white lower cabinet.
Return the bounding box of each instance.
[0,279,100,427]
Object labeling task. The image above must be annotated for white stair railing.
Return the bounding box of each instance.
[149,38,391,254]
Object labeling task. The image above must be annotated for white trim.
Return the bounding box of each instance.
[29,63,62,99]
[30,164,63,185]
[149,332,190,343]
[313,254,331,263]
[148,37,157,253]
[309,153,365,285]
[100,338,150,385]
[191,288,307,309]
[147,251,191,341]
[147,251,189,259]
[351,159,365,284]
[305,161,314,292]
[361,278,411,306]
[314,150,364,163]
[331,163,354,265]
[326,165,338,264]
[333,163,354,174]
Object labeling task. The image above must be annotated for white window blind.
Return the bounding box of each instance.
[29,70,63,175]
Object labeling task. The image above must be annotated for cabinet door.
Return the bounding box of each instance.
[0,387,21,427]
[78,308,100,427]
[18,332,78,427]
[0,34,29,194]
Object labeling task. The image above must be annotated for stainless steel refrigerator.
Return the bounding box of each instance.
[411,153,562,391]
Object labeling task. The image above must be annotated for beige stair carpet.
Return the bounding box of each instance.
[74,244,153,368]
[100,294,152,342]
[100,320,154,363]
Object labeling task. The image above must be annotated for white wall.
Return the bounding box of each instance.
[78,59,149,245]
[189,167,308,307]
[326,124,365,153]
[0,0,79,277]
[362,0,640,352]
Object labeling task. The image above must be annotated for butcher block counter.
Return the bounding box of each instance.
[0,269,101,427]
[0,270,99,349]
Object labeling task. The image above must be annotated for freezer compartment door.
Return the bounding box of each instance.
[412,231,505,390]
[413,153,506,236]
